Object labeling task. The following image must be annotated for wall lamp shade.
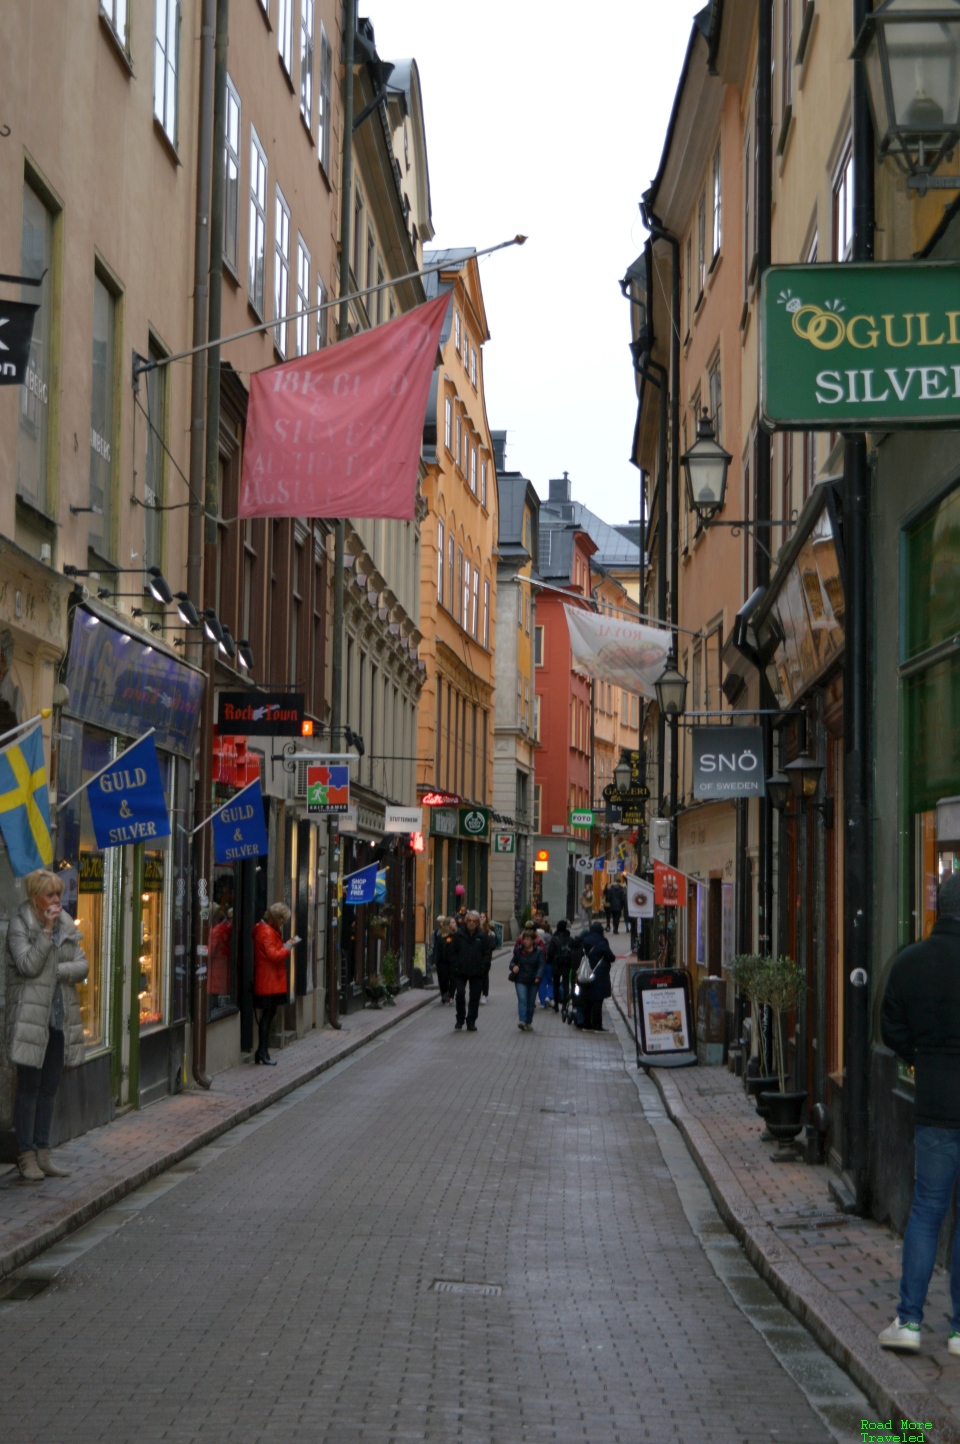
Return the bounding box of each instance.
[145,567,173,605]
[219,627,237,661]
[766,772,793,811]
[655,656,689,717]
[173,593,200,628]
[613,759,633,793]
[682,410,733,522]
[236,640,255,672]
[202,608,225,646]
[785,752,825,801]
[853,0,960,180]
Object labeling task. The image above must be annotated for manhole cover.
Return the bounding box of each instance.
[433,1280,502,1297]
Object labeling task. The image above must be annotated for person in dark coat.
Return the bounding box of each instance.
[510,928,546,1032]
[607,880,626,935]
[574,921,615,1031]
[252,903,299,1065]
[433,916,457,1004]
[601,884,613,932]
[453,911,491,1032]
[878,873,960,1355]
[546,920,574,1014]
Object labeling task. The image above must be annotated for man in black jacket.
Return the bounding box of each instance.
[879,872,960,1355]
[607,880,626,934]
[453,912,492,1032]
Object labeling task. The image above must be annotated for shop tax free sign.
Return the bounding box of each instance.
[761,262,960,430]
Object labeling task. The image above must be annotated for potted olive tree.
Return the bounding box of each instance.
[727,954,779,1107]
[758,955,807,1158]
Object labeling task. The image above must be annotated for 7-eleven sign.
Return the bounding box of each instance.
[493,832,515,854]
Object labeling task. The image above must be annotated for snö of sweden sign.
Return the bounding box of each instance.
[761,262,960,430]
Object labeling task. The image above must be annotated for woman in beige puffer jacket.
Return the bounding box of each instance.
[5,868,88,1182]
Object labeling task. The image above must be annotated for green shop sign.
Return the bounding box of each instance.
[761,262,960,430]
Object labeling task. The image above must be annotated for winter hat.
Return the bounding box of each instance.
[939,873,960,918]
[555,919,569,933]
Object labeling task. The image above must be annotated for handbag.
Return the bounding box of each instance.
[577,957,594,985]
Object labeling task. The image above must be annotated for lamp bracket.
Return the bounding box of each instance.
[906,175,960,194]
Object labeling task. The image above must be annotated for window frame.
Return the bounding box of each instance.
[153,0,181,148]
[277,0,293,76]
[299,0,314,127]
[248,127,268,318]
[711,142,722,262]
[833,140,854,262]
[534,625,544,667]
[274,185,291,358]
[224,76,241,274]
[444,396,453,452]
[295,234,310,357]
[318,24,332,175]
[437,519,445,605]
[316,275,327,349]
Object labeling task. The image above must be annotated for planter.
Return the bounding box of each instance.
[759,1090,808,1158]
[746,1075,780,1118]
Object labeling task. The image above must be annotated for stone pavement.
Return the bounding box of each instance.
[610,946,960,1443]
[0,982,437,1282]
[0,948,857,1442]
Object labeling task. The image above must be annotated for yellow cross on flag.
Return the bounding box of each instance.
[0,725,53,875]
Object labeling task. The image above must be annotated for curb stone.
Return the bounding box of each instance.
[611,974,960,1444]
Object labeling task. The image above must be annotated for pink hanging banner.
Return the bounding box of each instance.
[238,292,449,521]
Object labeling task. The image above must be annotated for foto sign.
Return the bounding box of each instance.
[693,726,765,799]
[569,809,594,829]
[761,262,960,430]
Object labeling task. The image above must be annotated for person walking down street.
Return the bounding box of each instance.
[546,919,574,1014]
[432,916,456,1005]
[252,904,300,1066]
[878,872,960,1355]
[479,913,495,1004]
[607,880,626,935]
[579,883,594,929]
[453,911,490,1033]
[510,928,546,1032]
[6,868,89,1182]
[574,920,615,1031]
[601,884,613,932]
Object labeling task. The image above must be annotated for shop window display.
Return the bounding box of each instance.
[209,864,238,1017]
[138,850,167,1028]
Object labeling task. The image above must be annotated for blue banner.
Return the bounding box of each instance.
[0,725,53,875]
[87,732,170,849]
[211,779,269,863]
[343,861,378,905]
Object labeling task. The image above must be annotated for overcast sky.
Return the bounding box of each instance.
[371,1,696,525]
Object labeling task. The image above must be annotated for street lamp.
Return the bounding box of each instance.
[174,592,201,628]
[236,639,255,672]
[765,772,793,812]
[784,749,825,802]
[681,410,733,524]
[853,0,960,192]
[614,758,633,794]
[655,654,688,718]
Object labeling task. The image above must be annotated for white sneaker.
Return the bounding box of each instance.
[878,1317,921,1351]
[949,1332,960,1356]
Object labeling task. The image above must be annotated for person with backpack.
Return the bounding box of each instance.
[510,928,546,1032]
[574,920,615,1030]
[546,920,574,1015]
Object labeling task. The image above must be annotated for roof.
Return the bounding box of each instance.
[496,473,540,564]
[538,498,642,571]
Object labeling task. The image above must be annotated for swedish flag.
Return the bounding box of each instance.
[0,725,53,875]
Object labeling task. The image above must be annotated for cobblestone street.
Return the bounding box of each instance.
[0,967,869,1444]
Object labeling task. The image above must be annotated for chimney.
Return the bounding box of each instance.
[548,470,572,503]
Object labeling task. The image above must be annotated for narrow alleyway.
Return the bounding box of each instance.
[0,958,868,1444]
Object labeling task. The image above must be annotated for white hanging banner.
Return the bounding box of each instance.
[563,607,672,699]
[623,873,655,919]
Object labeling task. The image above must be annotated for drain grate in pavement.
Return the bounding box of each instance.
[433,1280,502,1297]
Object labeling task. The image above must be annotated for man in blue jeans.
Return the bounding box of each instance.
[879,872,960,1354]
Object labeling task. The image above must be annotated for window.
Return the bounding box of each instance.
[742,127,753,298]
[316,275,327,349]
[366,227,376,294]
[454,310,461,354]
[447,533,455,615]
[570,699,577,747]
[463,558,471,629]
[154,0,180,146]
[455,414,462,465]
[472,567,479,637]
[711,143,722,260]
[462,326,469,367]
[17,181,55,514]
[833,142,854,261]
[782,0,794,118]
[224,78,241,272]
[470,346,477,387]
[483,578,490,648]
[143,339,167,571]
[456,546,463,625]
[470,447,477,495]
[525,596,532,635]
[274,186,290,357]
[89,272,118,561]
[296,236,310,356]
[318,24,332,173]
[103,0,128,50]
[708,355,723,443]
[376,264,384,325]
[621,690,630,725]
[444,396,453,451]
[480,460,487,507]
[462,431,469,476]
[781,433,794,541]
[533,694,541,743]
[533,784,542,834]
[632,696,639,729]
[685,235,692,335]
[352,187,363,279]
[437,519,445,604]
[299,0,314,126]
[248,128,267,316]
[277,0,292,74]
[802,430,817,500]
[697,192,706,300]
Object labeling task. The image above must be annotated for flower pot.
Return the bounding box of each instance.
[746,1075,780,1117]
[759,1090,808,1144]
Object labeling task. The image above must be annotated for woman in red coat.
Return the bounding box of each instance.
[252,903,299,1065]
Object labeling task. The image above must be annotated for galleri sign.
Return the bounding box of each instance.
[761,262,960,430]
[692,727,765,800]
